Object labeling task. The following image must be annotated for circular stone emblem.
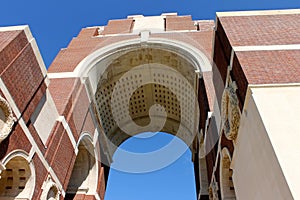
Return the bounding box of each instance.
[221,82,241,140]
[0,96,15,143]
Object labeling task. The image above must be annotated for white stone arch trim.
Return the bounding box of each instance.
[219,147,236,200]
[71,132,98,196]
[0,95,15,144]
[1,150,30,166]
[48,38,212,92]
[75,132,94,155]
[0,150,35,200]
[40,175,60,200]
[74,37,211,79]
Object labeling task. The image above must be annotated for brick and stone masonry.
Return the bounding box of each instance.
[0,10,300,200]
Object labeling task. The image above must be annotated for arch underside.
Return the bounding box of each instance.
[0,156,34,200]
[89,46,203,158]
[66,136,98,197]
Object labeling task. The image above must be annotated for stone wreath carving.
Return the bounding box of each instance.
[0,96,15,144]
[221,81,241,140]
[41,175,60,200]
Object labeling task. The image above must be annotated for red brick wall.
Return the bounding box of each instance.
[166,15,197,31]
[98,165,106,200]
[0,28,53,200]
[50,129,75,190]
[235,50,300,84]
[1,38,45,116]
[32,154,48,199]
[214,14,300,110]
[48,77,96,139]
[77,27,99,38]
[27,122,47,154]
[0,31,28,72]
[49,18,214,73]
[48,78,79,115]
[22,81,47,123]
[45,122,65,163]
[231,54,248,110]
[0,124,32,160]
[152,31,214,59]
[82,110,96,137]
[48,35,138,73]
[218,14,300,46]
[0,28,48,158]
[71,83,91,136]
[212,19,232,109]
[203,71,215,111]
[101,19,134,35]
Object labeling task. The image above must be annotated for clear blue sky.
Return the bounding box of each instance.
[105,132,197,200]
[1,1,299,200]
[0,0,299,67]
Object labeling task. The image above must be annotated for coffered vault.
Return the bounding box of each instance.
[87,45,211,157]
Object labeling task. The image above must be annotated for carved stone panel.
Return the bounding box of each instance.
[221,81,240,141]
[0,96,15,144]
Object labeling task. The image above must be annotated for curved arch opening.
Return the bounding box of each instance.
[75,37,211,80]
[0,155,34,200]
[47,186,59,200]
[90,46,202,163]
[220,147,236,200]
[78,37,212,199]
[105,132,197,200]
[66,135,98,199]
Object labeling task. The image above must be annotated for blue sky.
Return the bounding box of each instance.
[105,132,197,200]
[0,0,299,67]
[1,1,300,200]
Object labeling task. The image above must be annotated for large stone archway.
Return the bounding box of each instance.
[68,38,213,198]
[2,11,300,200]
[74,39,212,163]
[47,17,214,199]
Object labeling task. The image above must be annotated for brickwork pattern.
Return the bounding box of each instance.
[101,19,134,35]
[32,154,48,199]
[219,14,300,46]
[0,31,28,72]
[166,15,197,31]
[77,27,99,38]
[235,50,300,84]
[1,44,45,114]
[0,124,32,160]
[48,35,138,73]
[214,14,300,110]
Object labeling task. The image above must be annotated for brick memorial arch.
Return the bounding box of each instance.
[50,35,214,198]
[1,10,300,200]
[47,14,215,199]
